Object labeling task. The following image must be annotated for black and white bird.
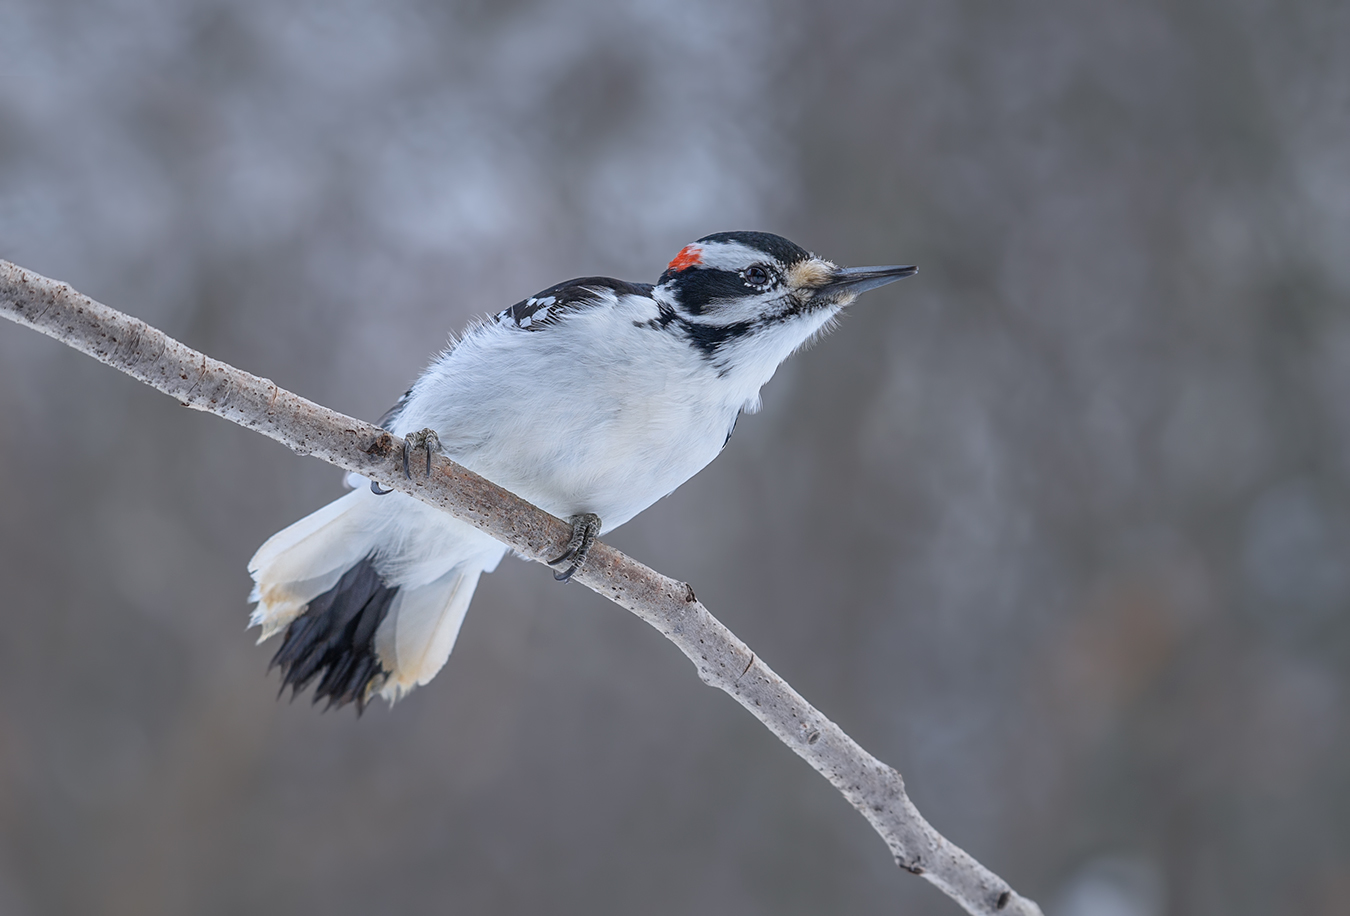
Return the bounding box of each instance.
[249,231,914,711]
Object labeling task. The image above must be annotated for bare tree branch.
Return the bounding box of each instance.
[1,259,1043,916]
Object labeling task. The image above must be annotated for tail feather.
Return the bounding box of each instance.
[248,488,506,710]
[271,556,397,712]
[248,489,373,640]
[375,563,482,702]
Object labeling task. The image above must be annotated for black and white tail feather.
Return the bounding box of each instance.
[248,231,915,711]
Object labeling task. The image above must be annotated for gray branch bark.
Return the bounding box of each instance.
[1,259,1042,916]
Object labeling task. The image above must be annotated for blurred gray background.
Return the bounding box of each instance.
[1,1,1348,914]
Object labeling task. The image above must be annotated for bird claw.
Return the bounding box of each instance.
[403,428,441,480]
[371,428,440,494]
[548,513,601,582]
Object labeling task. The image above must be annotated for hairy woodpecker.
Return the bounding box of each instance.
[249,231,915,711]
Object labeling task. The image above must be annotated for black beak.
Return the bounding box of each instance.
[821,264,917,298]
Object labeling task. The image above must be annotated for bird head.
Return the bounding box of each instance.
[653,230,915,376]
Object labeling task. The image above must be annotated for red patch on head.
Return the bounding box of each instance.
[666,244,703,273]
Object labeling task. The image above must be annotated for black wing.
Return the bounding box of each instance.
[494,276,654,331]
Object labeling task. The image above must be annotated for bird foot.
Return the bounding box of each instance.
[404,428,441,479]
[548,513,601,582]
[370,428,441,494]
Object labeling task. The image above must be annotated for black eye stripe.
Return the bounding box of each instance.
[667,268,754,316]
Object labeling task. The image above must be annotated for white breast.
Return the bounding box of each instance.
[392,295,749,533]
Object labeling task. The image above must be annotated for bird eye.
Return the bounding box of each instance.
[743,265,771,287]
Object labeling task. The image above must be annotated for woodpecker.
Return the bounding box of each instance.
[249,231,915,711]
